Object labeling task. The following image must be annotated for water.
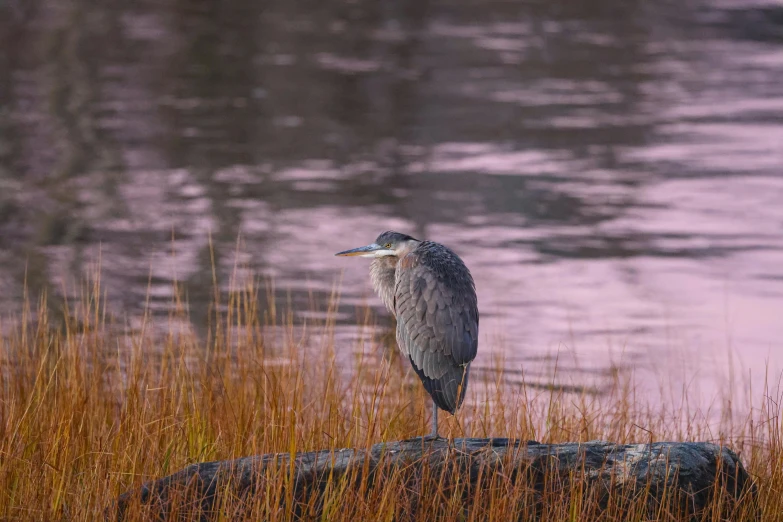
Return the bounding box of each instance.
[1,0,782,403]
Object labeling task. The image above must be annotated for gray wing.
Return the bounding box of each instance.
[394,246,479,413]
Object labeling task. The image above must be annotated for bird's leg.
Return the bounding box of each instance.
[431,400,439,439]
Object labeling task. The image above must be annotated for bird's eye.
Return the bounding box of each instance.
[385,243,392,249]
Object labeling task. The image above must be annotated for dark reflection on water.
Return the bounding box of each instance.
[2,0,782,399]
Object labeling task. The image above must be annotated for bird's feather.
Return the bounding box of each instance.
[394,241,478,413]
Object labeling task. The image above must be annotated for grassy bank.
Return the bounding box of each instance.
[0,281,779,520]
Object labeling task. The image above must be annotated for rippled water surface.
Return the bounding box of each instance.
[2,0,782,402]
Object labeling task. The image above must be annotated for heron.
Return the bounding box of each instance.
[336,231,478,438]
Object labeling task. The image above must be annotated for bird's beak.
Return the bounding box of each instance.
[335,243,382,257]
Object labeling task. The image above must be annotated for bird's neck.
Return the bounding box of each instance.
[370,256,398,314]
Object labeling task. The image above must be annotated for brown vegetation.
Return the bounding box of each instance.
[0,278,779,520]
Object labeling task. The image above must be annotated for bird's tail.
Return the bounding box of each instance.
[412,360,471,414]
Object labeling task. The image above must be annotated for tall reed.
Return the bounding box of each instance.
[0,276,779,520]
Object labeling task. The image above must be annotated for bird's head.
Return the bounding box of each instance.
[335,231,419,259]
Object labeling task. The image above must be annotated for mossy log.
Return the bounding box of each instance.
[114,438,756,520]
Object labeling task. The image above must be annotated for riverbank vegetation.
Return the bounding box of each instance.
[0,278,779,520]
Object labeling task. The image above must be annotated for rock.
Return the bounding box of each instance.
[113,438,756,521]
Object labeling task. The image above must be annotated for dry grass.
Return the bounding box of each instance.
[0,275,780,521]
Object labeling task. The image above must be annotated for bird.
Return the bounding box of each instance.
[336,231,478,438]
